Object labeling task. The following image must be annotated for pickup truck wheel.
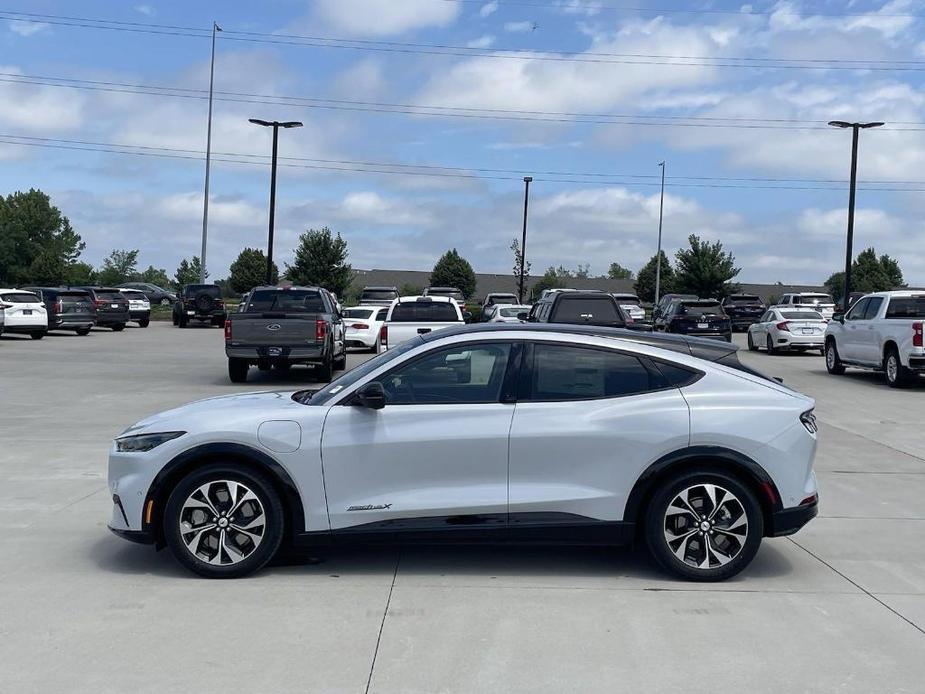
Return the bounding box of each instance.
[884,347,911,388]
[825,340,846,375]
[316,357,333,382]
[178,313,187,328]
[228,358,249,383]
[334,350,347,371]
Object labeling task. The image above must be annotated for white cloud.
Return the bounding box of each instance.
[312,0,460,36]
[8,21,49,37]
[466,34,496,49]
[133,5,155,17]
[479,1,499,18]
[0,67,84,131]
[504,21,535,33]
[338,191,435,226]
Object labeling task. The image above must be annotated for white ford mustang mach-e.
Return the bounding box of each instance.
[108,324,819,580]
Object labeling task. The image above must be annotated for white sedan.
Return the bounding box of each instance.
[484,304,531,323]
[0,289,48,339]
[342,305,388,352]
[747,307,827,354]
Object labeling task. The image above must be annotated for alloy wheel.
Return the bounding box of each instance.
[886,354,898,383]
[178,480,266,566]
[663,483,748,570]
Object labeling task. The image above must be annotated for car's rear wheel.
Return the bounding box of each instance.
[30,331,45,340]
[884,346,912,388]
[645,470,763,582]
[316,356,333,382]
[75,327,91,336]
[766,334,776,354]
[163,464,284,578]
[825,339,846,374]
[111,323,125,332]
[178,313,187,328]
[746,332,757,351]
[228,358,249,383]
[139,318,149,328]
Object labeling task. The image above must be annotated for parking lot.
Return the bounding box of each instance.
[1,322,923,693]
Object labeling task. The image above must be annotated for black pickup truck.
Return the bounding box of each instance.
[224,286,347,383]
[721,294,766,331]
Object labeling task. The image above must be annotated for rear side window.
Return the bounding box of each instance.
[651,361,702,388]
[390,302,459,322]
[248,290,325,313]
[553,297,622,324]
[885,297,925,319]
[528,344,659,401]
[1,292,41,303]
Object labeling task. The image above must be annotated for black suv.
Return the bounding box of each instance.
[656,298,731,341]
[721,294,765,331]
[172,284,227,328]
[73,287,130,331]
[118,281,177,306]
[527,290,647,330]
[21,287,97,335]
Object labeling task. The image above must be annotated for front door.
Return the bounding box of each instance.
[840,297,870,361]
[320,341,517,532]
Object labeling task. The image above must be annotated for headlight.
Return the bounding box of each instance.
[115,431,185,452]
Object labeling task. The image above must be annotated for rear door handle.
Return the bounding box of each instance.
[417,328,432,334]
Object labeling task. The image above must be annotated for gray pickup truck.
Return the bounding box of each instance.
[224,286,347,383]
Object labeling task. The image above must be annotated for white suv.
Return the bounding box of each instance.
[775,292,836,320]
[108,324,819,581]
[0,289,48,339]
[825,290,925,387]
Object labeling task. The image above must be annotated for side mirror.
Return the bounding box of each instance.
[517,311,528,321]
[832,313,844,323]
[355,381,386,410]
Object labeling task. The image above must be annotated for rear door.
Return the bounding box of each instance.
[508,341,690,525]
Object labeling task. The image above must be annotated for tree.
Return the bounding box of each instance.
[430,248,477,299]
[674,234,740,299]
[634,250,674,303]
[607,262,633,280]
[400,283,424,296]
[137,265,171,288]
[64,261,98,286]
[530,265,571,301]
[510,238,531,297]
[824,247,905,302]
[286,227,353,297]
[574,263,591,279]
[0,189,85,286]
[97,249,139,286]
[229,247,278,293]
[174,256,207,288]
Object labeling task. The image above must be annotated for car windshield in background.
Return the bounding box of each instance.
[680,302,724,315]
[186,285,221,297]
[801,295,834,305]
[499,307,524,317]
[248,290,325,313]
[782,310,823,320]
[1,292,41,303]
[390,301,459,322]
[343,308,375,319]
[361,290,398,301]
[886,297,925,318]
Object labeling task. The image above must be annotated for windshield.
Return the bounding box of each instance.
[300,337,424,405]
[186,285,222,297]
[247,290,325,313]
[361,290,398,301]
[781,310,823,320]
[390,301,459,322]
[343,308,375,319]
[886,297,925,319]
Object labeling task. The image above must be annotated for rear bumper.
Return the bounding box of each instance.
[768,498,818,537]
[226,345,327,362]
[52,314,95,328]
[908,356,925,371]
[3,317,48,330]
[775,334,825,348]
[129,310,151,320]
[97,313,130,325]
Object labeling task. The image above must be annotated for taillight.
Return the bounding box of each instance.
[224,319,232,341]
[776,321,791,332]
[315,319,327,341]
[95,299,107,308]
[350,323,369,330]
[914,322,923,348]
[55,300,63,313]
[379,324,388,348]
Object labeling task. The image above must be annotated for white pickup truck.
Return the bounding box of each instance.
[825,290,925,387]
[380,295,465,352]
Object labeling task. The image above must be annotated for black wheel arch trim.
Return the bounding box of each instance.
[145,442,306,547]
[624,445,783,531]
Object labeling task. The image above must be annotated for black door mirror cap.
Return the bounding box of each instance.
[355,381,386,410]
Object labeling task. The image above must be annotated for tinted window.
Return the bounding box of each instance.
[59,292,91,304]
[614,296,641,306]
[0,292,41,303]
[781,311,823,320]
[886,297,925,319]
[379,343,512,405]
[488,294,518,305]
[529,344,658,401]
[376,308,389,321]
[846,297,869,321]
[726,295,760,303]
[801,294,834,305]
[679,302,724,316]
[390,301,459,322]
[343,308,375,319]
[426,289,464,301]
[500,307,525,317]
[361,290,399,301]
[186,285,222,297]
[94,290,125,301]
[553,297,623,324]
[651,360,701,388]
[863,297,884,320]
[248,290,325,313]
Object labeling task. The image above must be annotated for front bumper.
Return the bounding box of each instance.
[108,525,154,545]
[768,498,818,537]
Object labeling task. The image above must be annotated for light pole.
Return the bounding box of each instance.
[654,161,666,306]
[828,120,884,311]
[248,118,303,285]
[199,21,222,284]
[518,176,533,303]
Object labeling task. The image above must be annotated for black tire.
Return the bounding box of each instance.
[30,331,45,340]
[825,339,846,375]
[371,337,381,354]
[211,317,224,328]
[257,361,272,372]
[645,469,763,582]
[316,356,333,382]
[334,349,347,371]
[766,334,776,354]
[111,323,125,332]
[172,311,178,326]
[884,345,912,388]
[178,313,187,328]
[75,327,91,336]
[273,362,292,371]
[746,332,757,351]
[139,319,150,328]
[163,463,284,579]
[228,358,249,383]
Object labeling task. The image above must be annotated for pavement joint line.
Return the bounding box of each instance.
[825,470,925,475]
[818,516,925,521]
[387,581,862,595]
[787,537,925,637]
[817,419,925,464]
[365,549,401,694]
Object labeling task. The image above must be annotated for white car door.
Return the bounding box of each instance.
[508,342,690,526]
[320,340,517,531]
[857,296,884,364]
[753,310,773,343]
[839,297,870,361]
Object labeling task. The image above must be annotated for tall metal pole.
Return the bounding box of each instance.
[199,21,221,284]
[654,161,666,306]
[266,124,279,285]
[843,125,860,312]
[519,176,533,303]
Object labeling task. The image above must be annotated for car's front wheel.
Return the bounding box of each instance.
[163,464,284,578]
[746,332,757,351]
[645,470,763,582]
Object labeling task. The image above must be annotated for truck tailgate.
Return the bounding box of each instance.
[228,313,320,345]
[386,321,460,347]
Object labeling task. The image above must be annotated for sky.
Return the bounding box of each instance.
[2,0,925,285]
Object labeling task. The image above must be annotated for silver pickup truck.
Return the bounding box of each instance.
[224,286,347,383]
[380,295,465,352]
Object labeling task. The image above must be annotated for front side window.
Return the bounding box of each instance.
[528,344,660,401]
[846,297,869,321]
[378,343,513,405]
